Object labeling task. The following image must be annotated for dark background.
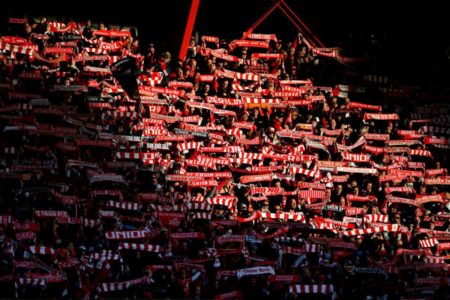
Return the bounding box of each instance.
[2,0,449,86]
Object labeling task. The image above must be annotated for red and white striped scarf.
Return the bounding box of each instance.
[267,274,300,283]
[191,212,212,219]
[363,113,399,121]
[249,187,284,196]
[240,173,273,184]
[336,166,377,175]
[259,212,305,223]
[348,102,381,111]
[0,216,13,224]
[281,244,321,254]
[298,190,325,202]
[342,152,370,163]
[289,284,334,294]
[236,266,275,279]
[409,149,432,157]
[419,238,439,248]
[364,214,389,224]
[215,290,243,300]
[425,168,448,177]
[364,133,390,141]
[177,141,203,152]
[336,136,366,151]
[416,194,444,205]
[99,276,150,293]
[340,224,398,236]
[233,40,269,48]
[347,194,376,203]
[185,199,211,210]
[28,246,55,255]
[35,211,68,218]
[188,180,218,187]
[387,195,418,207]
[170,232,206,240]
[16,232,36,241]
[118,243,161,252]
[425,177,450,185]
[207,196,236,211]
[384,186,416,194]
[290,166,321,180]
[107,200,141,211]
[116,151,159,160]
[105,230,147,240]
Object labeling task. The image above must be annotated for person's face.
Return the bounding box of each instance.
[291,110,298,118]
[181,242,188,251]
[25,23,32,34]
[274,205,281,213]
[290,199,296,208]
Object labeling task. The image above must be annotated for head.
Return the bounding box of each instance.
[161,51,171,63]
[290,107,298,119]
[267,127,276,138]
[261,201,269,212]
[239,202,248,212]
[273,205,282,213]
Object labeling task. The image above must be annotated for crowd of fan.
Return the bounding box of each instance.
[0,17,449,299]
